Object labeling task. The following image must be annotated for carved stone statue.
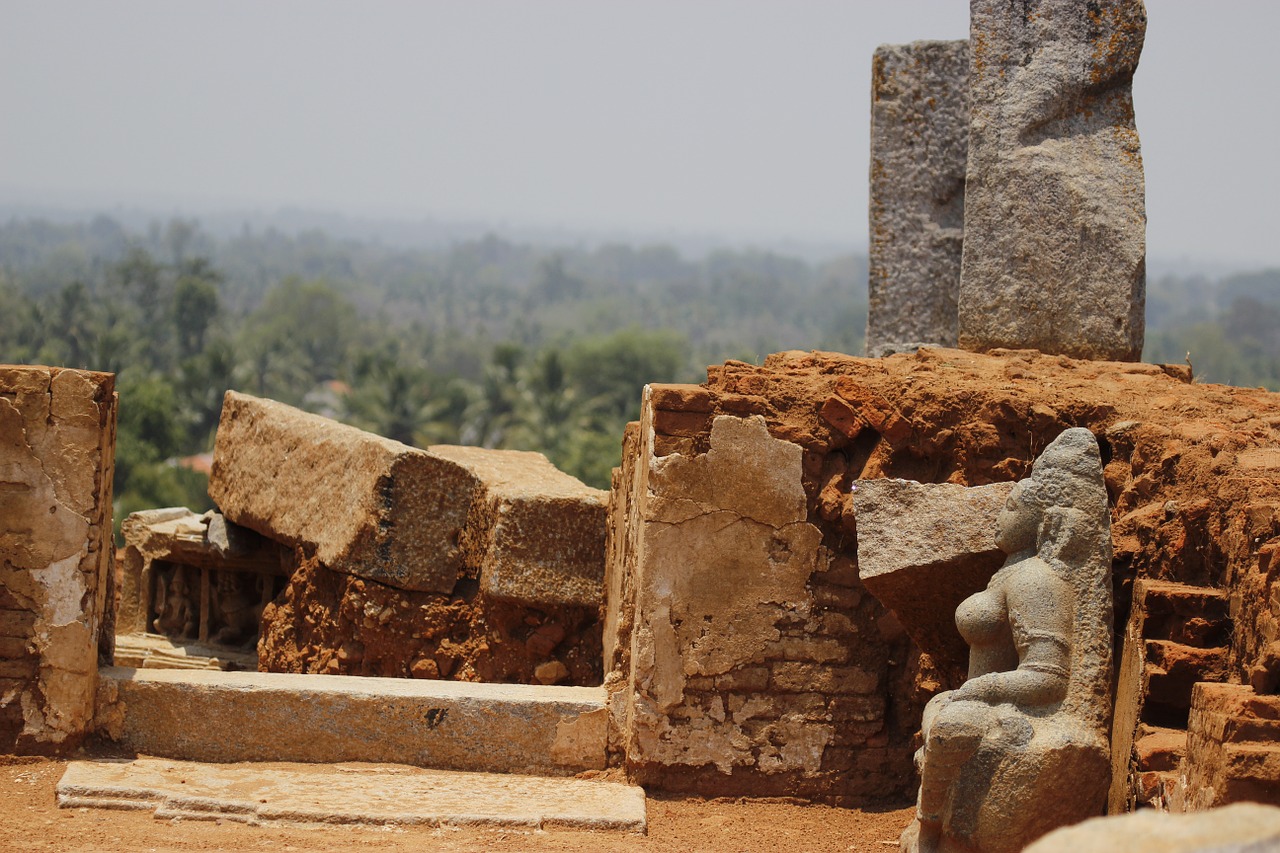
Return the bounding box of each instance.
[902,428,1114,853]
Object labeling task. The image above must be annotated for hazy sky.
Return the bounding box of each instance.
[2,1,1277,266]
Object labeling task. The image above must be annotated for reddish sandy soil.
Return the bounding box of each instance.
[0,757,915,853]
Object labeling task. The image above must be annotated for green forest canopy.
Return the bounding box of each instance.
[0,214,1275,529]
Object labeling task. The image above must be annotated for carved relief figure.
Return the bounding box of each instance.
[211,570,258,647]
[902,428,1114,853]
[152,564,197,639]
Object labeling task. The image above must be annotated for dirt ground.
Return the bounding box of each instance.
[0,756,915,853]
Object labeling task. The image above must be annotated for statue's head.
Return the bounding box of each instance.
[996,428,1104,555]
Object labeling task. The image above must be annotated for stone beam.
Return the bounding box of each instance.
[853,478,1013,675]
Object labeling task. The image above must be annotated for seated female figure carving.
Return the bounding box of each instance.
[902,428,1113,853]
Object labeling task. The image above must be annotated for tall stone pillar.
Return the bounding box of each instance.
[866,40,969,358]
[957,0,1147,361]
[0,366,116,754]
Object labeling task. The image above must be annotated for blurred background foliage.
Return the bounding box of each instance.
[0,216,868,530]
[2,215,1275,533]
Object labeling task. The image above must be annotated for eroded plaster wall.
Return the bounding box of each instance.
[606,385,903,803]
[0,365,116,753]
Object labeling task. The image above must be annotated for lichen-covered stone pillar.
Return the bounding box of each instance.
[957,0,1147,361]
[0,365,116,753]
[867,40,969,358]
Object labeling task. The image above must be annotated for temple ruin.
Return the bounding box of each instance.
[1,0,1278,845]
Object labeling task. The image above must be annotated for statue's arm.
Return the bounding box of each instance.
[951,566,1073,707]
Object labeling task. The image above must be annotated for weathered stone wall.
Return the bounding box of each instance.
[0,365,116,753]
[607,384,907,804]
[867,40,969,357]
[208,392,608,687]
[607,347,1280,804]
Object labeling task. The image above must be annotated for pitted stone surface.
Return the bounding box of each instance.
[58,758,646,831]
[867,40,969,358]
[957,0,1147,361]
[209,391,474,594]
[1023,803,1280,853]
[429,444,608,608]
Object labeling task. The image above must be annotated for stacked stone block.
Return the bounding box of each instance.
[1177,683,1280,810]
[606,380,914,804]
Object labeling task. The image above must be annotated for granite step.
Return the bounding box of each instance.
[95,666,608,776]
[58,757,646,832]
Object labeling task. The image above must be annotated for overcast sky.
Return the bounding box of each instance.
[2,1,1277,267]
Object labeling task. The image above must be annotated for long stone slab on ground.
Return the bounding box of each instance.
[430,444,608,608]
[58,757,646,832]
[209,391,476,594]
[95,667,608,776]
[853,479,1013,675]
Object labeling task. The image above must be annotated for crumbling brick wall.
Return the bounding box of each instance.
[0,365,116,753]
[606,347,1280,805]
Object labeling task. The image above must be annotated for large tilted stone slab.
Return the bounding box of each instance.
[957,0,1147,361]
[94,667,609,776]
[58,758,646,832]
[209,392,608,604]
[209,391,475,594]
[853,479,1013,674]
[429,445,608,608]
[867,40,969,358]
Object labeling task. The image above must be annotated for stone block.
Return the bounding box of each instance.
[210,392,608,606]
[0,365,116,753]
[427,445,608,608]
[1024,803,1280,853]
[95,666,609,776]
[210,391,475,594]
[957,0,1147,361]
[58,757,647,832]
[867,40,969,358]
[853,478,1013,674]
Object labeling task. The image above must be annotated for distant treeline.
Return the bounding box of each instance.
[1,214,1276,524]
[0,215,867,524]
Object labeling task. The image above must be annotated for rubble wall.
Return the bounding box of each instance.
[607,347,1280,804]
[259,556,603,686]
[0,365,116,753]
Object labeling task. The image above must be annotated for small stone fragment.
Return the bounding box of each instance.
[534,660,569,685]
